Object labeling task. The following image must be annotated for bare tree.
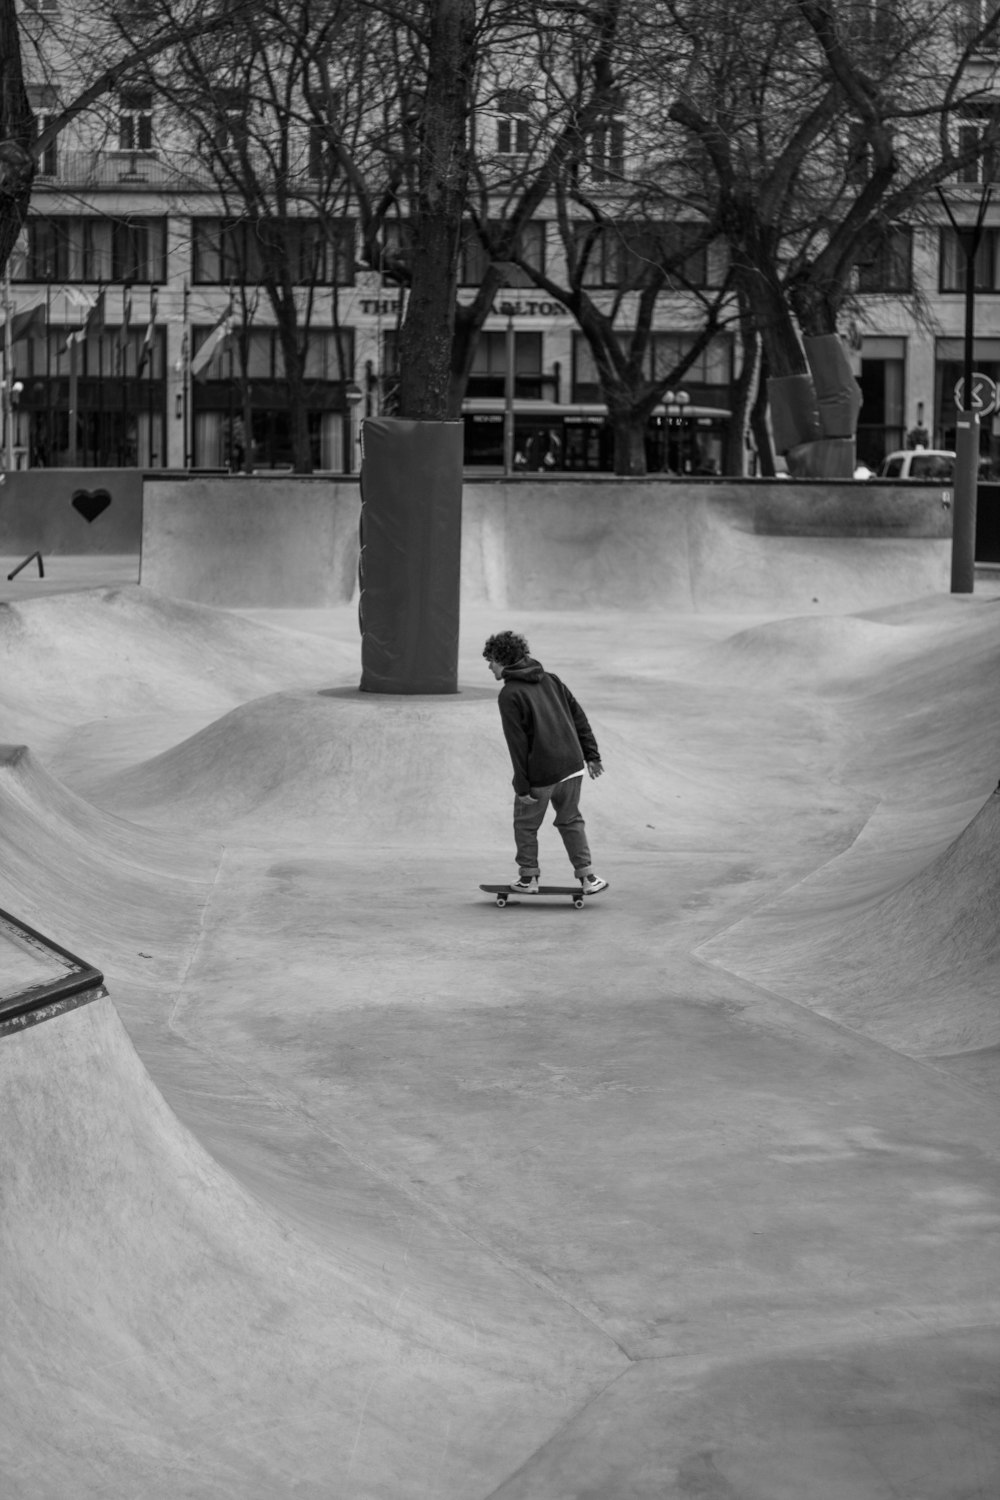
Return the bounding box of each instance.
[0,0,34,274]
[0,0,257,276]
[305,0,628,420]
[655,0,1000,472]
[393,0,476,418]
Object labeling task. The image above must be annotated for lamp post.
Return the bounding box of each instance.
[3,379,23,471]
[663,388,690,472]
[500,300,515,475]
[937,183,991,593]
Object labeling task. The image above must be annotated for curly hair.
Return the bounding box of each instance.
[483,630,530,667]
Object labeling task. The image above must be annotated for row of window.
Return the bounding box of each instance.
[14,215,714,290]
[12,327,355,384]
[18,213,1000,294]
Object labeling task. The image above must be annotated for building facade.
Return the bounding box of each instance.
[4,17,1000,476]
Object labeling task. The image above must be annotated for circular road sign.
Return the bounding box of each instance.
[955,372,998,415]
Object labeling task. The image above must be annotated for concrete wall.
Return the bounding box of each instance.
[461,479,952,612]
[0,470,143,554]
[138,473,953,611]
[141,477,360,608]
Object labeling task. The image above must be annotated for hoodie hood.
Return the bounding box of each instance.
[502,655,545,684]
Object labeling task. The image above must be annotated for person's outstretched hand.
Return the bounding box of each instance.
[587,760,604,780]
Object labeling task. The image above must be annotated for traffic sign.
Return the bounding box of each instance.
[954,371,998,415]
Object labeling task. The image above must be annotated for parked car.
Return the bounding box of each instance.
[875,448,955,481]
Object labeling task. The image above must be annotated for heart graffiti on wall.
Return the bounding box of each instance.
[71,489,112,523]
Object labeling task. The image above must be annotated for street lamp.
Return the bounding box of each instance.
[663,388,690,472]
[3,379,24,471]
[500,300,516,476]
[937,183,991,593]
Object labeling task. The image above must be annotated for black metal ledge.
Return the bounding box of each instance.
[0,908,105,1031]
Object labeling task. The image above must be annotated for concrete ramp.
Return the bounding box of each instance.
[0,990,626,1499]
[86,685,749,849]
[700,792,1000,1064]
[5,571,1000,1497]
[0,587,345,768]
[0,745,214,993]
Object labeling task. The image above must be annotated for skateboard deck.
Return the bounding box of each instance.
[480,883,606,909]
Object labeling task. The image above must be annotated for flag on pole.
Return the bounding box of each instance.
[136,288,158,378]
[64,289,105,350]
[117,286,132,373]
[189,299,234,380]
[8,303,46,343]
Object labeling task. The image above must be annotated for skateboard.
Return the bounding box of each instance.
[480,883,606,909]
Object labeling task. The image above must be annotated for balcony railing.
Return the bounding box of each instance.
[34,149,219,191]
[34,146,325,193]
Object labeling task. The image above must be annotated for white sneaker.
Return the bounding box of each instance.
[509,874,539,893]
[579,873,608,894]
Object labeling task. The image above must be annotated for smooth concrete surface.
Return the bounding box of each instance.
[141,476,360,607]
[458,486,952,611]
[0,552,139,599]
[1,561,999,1497]
[139,474,953,610]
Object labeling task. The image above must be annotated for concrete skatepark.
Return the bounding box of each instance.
[1,479,999,1497]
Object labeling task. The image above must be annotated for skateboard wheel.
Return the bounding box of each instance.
[573,896,584,908]
[495,895,507,907]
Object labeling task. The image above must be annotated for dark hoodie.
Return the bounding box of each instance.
[498,656,600,796]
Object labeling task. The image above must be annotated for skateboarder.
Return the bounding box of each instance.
[483,630,608,895]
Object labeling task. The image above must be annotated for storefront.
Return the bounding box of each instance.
[462,399,730,473]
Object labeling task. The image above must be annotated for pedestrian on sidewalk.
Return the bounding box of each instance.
[483,630,608,895]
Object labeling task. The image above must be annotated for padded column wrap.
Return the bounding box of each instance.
[358,417,463,694]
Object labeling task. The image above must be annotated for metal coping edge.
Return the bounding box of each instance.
[0,907,106,1030]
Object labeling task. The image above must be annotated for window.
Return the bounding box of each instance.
[192,325,354,383]
[309,125,339,179]
[307,89,342,178]
[467,331,543,397]
[650,333,733,390]
[192,218,355,286]
[498,116,531,154]
[844,0,903,55]
[35,118,58,178]
[590,116,625,182]
[19,216,164,283]
[571,332,732,403]
[940,226,1000,291]
[82,220,113,282]
[955,0,1000,52]
[119,89,153,152]
[955,107,1000,184]
[572,222,712,290]
[112,219,166,283]
[24,218,65,280]
[458,221,545,286]
[28,86,59,177]
[858,336,906,463]
[496,89,532,155]
[857,228,912,292]
[214,90,248,152]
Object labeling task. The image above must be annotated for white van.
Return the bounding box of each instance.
[876,449,955,481]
